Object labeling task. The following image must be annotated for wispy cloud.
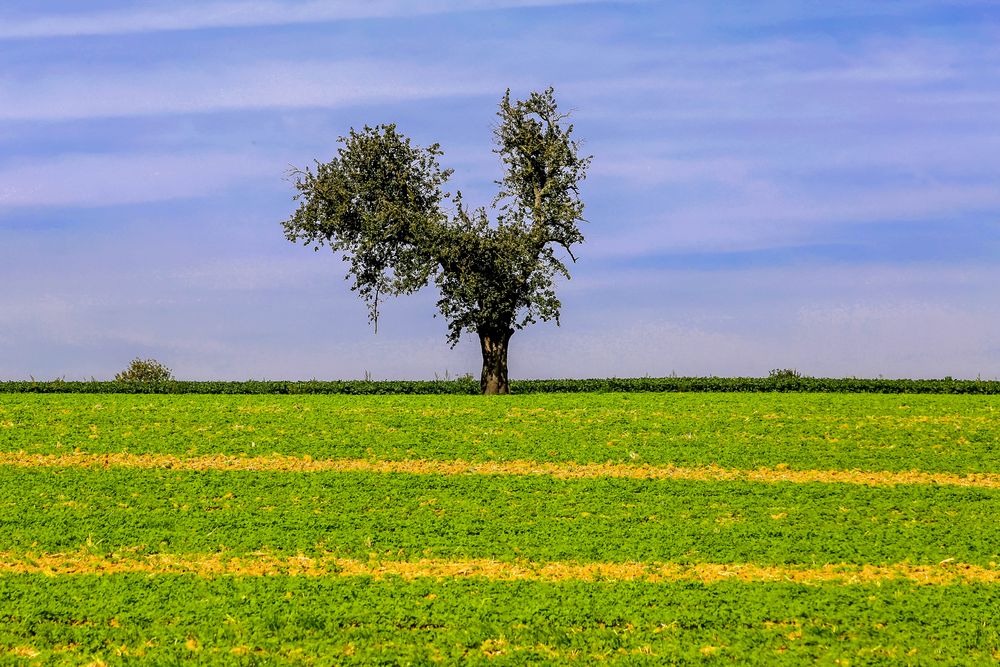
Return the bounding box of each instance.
[171,256,338,291]
[589,180,1000,257]
[512,302,1000,379]
[1,1,996,380]
[0,59,519,121]
[523,263,1000,379]
[0,0,623,40]
[0,151,277,208]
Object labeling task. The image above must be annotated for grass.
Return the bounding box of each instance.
[2,576,999,664]
[0,391,998,663]
[2,392,999,471]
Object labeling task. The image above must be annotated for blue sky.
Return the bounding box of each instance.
[1,0,998,380]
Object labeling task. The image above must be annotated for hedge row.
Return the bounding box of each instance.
[1,377,998,394]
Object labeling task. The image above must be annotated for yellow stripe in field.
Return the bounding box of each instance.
[2,551,998,584]
[1,451,999,489]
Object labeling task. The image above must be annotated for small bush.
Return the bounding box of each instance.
[768,368,803,380]
[115,358,174,383]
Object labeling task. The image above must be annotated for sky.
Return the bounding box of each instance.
[1,0,998,381]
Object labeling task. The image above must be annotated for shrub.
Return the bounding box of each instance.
[768,368,803,380]
[115,358,174,383]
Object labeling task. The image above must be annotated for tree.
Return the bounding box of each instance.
[281,88,590,394]
[115,358,173,382]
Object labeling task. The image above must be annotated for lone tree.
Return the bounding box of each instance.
[281,88,590,394]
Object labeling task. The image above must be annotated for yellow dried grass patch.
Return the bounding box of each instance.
[1,551,999,585]
[1,451,1000,490]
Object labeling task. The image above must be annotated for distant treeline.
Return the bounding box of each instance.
[1,377,998,394]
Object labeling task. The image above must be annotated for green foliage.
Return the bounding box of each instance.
[5,466,1000,564]
[3,576,998,664]
[5,393,1000,474]
[3,392,1000,662]
[281,88,590,348]
[3,375,1000,394]
[113,358,173,383]
[282,124,450,330]
[432,88,592,342]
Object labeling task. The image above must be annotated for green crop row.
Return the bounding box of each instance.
[3,392,1000,664]
[4,393,998,474]
[3,468,999,565]
[1,575,998,665]
[2,375,1000,394]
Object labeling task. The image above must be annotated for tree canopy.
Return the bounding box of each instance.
[282,88,590,394]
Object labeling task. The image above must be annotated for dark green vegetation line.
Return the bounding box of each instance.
[1,575,998,664]
[3,393,998,473]
[2,375,1000,394]
[2,468,999,566]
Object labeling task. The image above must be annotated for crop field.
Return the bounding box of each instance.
[1,392,999,664]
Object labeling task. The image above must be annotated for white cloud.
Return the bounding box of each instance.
[589,155,753,188]
[513,264,1000,379]
[0,151,277,208]
[791,300,999,378]
[172,256,340,291]
[1,260,997,380]
[0,2,996,381]
[0,59,516,121]
[0,0,624,40]
[585,179,1000,257]
[510,307,1000,380]
[0,284,478,380]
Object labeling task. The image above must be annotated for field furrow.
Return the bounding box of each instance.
[5,450,1000,489]
[2,551,999,584]
[2,392,999,663]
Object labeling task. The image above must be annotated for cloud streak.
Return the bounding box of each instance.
[0,0,623,40]
[0,151,277,208]
[588,182,1000,257]
[1,2,996,379]
[0,59,518,122]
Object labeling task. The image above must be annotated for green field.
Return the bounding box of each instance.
[1,392,999,664]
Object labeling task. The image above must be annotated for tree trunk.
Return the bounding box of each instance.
[479,329,512,395]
